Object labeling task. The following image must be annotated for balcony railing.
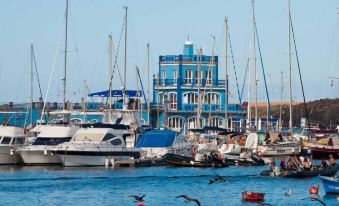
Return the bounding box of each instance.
[159,55,218,63]
[154,79,226,87]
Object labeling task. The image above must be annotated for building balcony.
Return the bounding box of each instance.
[146,103,243,114]
[154,79,226,88]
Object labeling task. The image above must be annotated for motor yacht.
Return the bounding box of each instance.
[54,127,140,167]
[17,124,79,165]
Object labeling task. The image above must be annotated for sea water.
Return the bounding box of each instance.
[0,165,337,206]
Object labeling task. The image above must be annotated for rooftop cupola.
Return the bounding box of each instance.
[183,39,193,56]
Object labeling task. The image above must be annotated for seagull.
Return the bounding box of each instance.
[208,173,225,185]
[284,189,292,196]
[301,197,326,206]
[130,195,146,202]
[176,195,201,206]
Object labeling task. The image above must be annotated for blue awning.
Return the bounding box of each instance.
[135,130,176,148]
[88,90,142,97]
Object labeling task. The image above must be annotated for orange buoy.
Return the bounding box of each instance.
[309,181,320,195]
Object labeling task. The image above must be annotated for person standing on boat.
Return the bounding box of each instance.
[328,138,334,148]
[280,160,287,170]
[329,154,336,168]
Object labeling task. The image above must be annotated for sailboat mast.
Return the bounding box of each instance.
[108,34,113,109]
[147,43,150,125]
[288,0,293,135]
[123,6,128,107]
[247,57,251,129]
[252,0,258,129]
[197,48,202,128]
[30,44,34,126]
[224,17,228,129]
[279,71,283,131]
[208,36,215,126]
[63,0,68,110]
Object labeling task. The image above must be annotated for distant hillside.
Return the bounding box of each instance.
[254,98,339,128]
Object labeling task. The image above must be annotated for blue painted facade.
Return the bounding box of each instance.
[152,40,245,132]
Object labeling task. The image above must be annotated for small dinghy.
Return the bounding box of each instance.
[242,191,265,202]
[163,153,229,168]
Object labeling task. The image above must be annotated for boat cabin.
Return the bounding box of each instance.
[0,126,26,146]
[32,125,79,146]
[70,128,126,147]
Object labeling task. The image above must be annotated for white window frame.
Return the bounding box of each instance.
[173,70,177,85]
[158,92,165,104]
[161,70,166,85]
[195,70,203,85]
[168,92,177,110]
[206,70,212,85]
[168,116,183,129]
[187,116,205,129]
[209,116,224,127]
[204,92,220,105]
[183,92,199,104]
[185,69,192,84]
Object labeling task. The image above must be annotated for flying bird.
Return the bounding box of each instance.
[302,197,326,206]
[208,173,225,185]
[130,195,145,202]
[176,195,201,206]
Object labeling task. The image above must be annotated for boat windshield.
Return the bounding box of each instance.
[32,137,71,145]
[13,137,25,145]
[1,137,12,145]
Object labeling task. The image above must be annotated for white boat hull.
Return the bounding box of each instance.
[17,149,61,165]
[0,146,22,164]
[258,145,300,157]
[58,154,134,167]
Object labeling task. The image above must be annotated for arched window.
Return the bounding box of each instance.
[183,93,199,104]
[187,117,204,129]
[168,116,183,130]
[158,92,165,104]
[208,117,224,127]
[204,93,220,105]
[168,93,177,110]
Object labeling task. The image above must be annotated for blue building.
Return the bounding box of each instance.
[152,40,245,132]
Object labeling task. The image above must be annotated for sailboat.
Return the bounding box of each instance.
[17,0,80,165]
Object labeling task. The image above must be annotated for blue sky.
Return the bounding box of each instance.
[1,0,339,104]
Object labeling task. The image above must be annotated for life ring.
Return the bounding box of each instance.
[257,151,263,157]
[191,145,195,157]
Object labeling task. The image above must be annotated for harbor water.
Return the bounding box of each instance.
[0,164,337,206]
